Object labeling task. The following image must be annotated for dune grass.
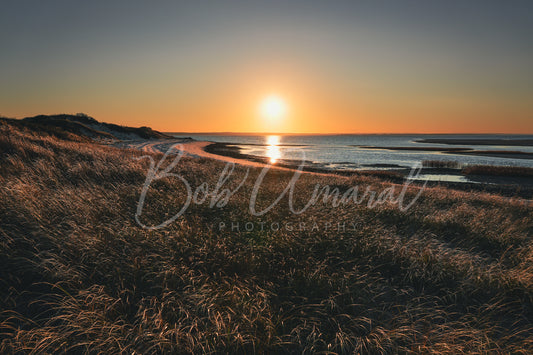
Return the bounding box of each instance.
[422,160,462,169]
[1,121,532,353]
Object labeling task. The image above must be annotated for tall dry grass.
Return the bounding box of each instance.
[1,120,532,353]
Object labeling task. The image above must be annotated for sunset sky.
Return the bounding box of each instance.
[1,1,532,133]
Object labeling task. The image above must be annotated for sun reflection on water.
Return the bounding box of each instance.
[266,135,281,164]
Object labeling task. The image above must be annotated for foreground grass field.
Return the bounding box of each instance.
[1,121,532,354]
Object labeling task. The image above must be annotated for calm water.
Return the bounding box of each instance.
[173,134,533,170]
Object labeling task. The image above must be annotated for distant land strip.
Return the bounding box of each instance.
[415,138,533,146]
[354,145,473,152]
[355,145,533,160]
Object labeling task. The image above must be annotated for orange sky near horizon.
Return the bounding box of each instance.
[25,83,530,134]
[6,91,532,134]
[6,62,532,134]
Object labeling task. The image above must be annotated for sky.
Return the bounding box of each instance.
[1,0,532,133]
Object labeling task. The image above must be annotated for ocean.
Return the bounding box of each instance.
[172,134,533,170]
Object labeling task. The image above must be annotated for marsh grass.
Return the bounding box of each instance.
[463,165,533,178]
[1,121,532,353]
[422,160,462,169]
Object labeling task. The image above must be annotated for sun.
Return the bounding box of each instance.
[259,95,287,121]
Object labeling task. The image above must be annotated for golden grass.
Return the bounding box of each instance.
[1,121,532,353]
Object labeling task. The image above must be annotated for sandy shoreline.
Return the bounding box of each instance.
[116,139,329,174]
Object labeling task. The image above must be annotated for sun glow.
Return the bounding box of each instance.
[260,95,287,121]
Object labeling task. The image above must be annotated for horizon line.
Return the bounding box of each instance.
[166,131,533,136]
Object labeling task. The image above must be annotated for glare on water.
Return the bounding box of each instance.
[266,135,281,164]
